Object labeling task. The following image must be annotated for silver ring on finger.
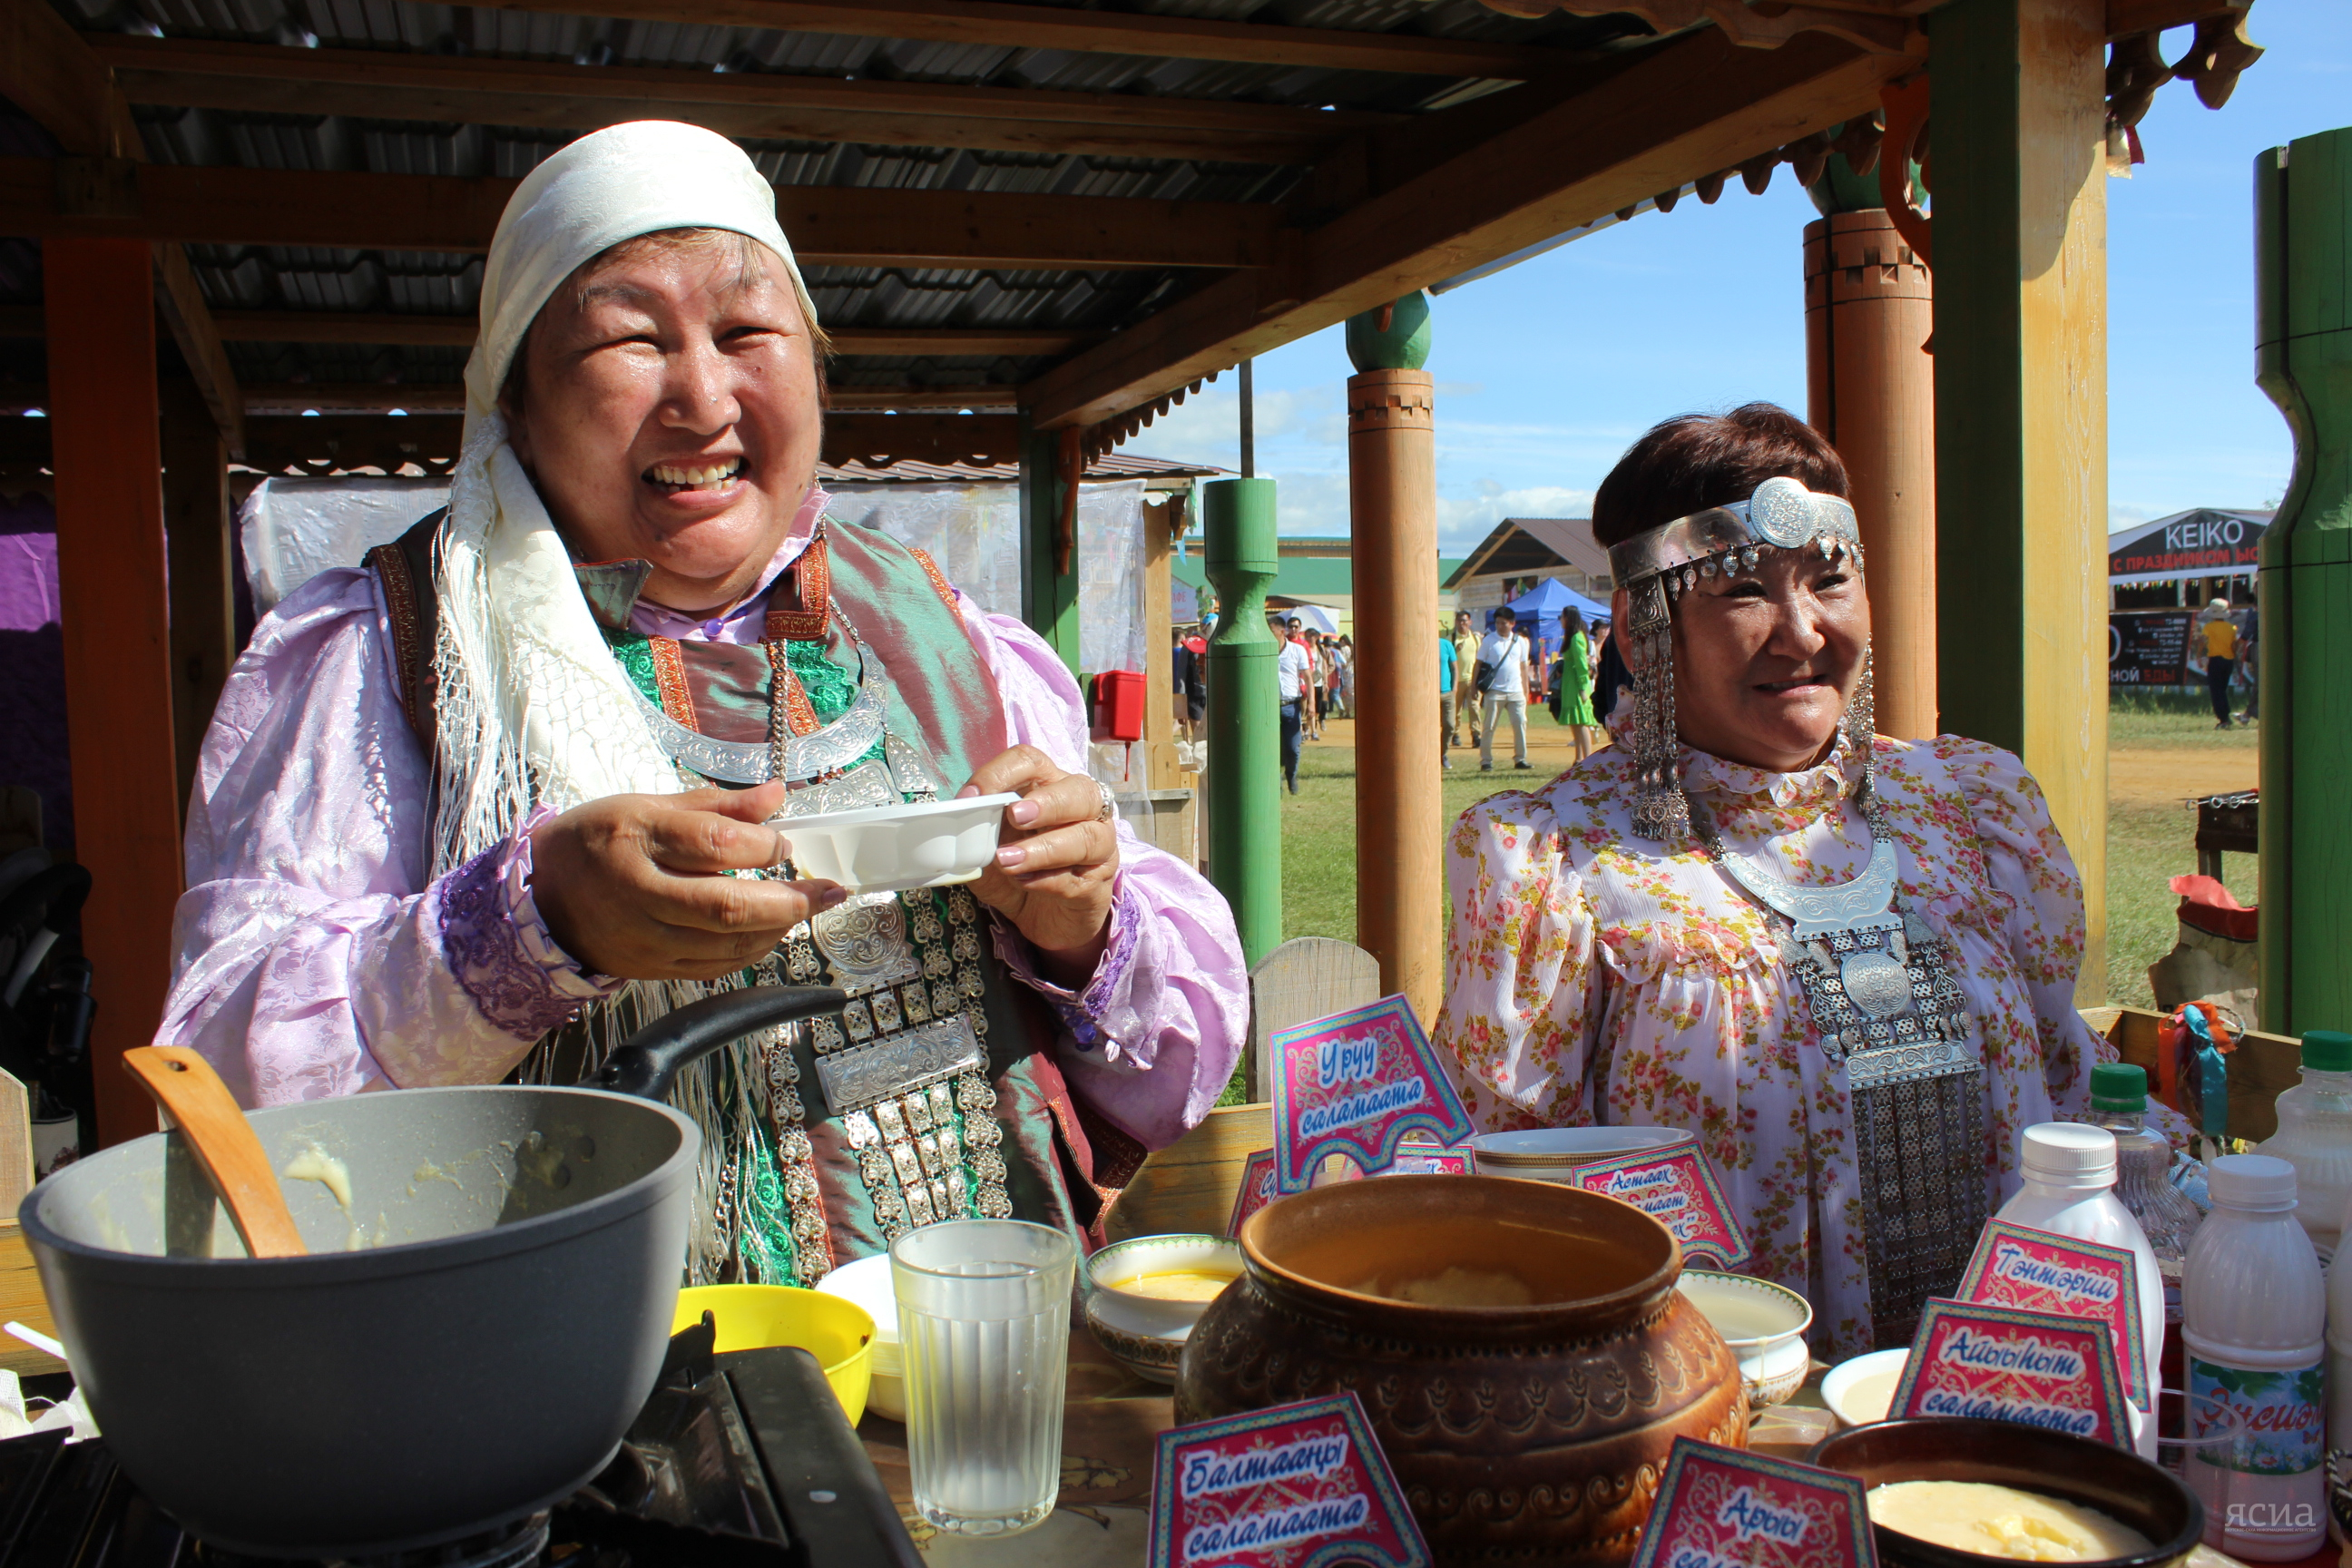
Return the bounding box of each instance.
[1093,779,1117,823]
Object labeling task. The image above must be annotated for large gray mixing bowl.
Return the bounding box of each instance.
[18,985,843,1557]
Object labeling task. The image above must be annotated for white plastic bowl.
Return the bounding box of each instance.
[815,1252,903,1421]
[1819,1347,1909,1427]
[1467,1125,1697,1181]
[1675,1269,1814,1408]
[779,792,1022,894]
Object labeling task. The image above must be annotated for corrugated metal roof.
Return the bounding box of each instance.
[16,0,1660,416]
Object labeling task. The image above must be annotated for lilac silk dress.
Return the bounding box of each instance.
[156,495,1248,1158]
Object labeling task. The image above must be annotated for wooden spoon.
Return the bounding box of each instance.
[122,1046,308,1259]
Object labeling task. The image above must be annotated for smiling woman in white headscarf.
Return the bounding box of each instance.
[159,122,1248,1282]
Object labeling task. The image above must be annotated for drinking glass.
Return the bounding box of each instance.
[890,1219,1077,1538]
[2158,1387,2247,1547]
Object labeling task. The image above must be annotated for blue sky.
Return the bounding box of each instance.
[1140,0,2350,548]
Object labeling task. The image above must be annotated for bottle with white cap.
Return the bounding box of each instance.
[2256,1029,2352,1265]
[2185,1153,2326,1561]
[1995,1122,2165,1459]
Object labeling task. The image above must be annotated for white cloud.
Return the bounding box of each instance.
[1438,483,1596,550]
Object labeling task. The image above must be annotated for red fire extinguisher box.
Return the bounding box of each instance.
[1090,670,1147,742]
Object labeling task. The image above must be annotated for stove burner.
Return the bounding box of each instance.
[0,1338,920,1568]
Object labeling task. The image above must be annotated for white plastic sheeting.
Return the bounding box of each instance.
[239,474,1155,677]
[830,479,1151,676]
[240,475,449,617]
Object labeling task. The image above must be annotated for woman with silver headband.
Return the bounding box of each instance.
[1433,404,2175,1357]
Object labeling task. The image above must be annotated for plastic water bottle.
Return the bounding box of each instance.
[2327,1177,2352,1546]
[2184,1154,2326,1560]
[2255,1029,2352,1266]
[2086,1063,2203,1385]
[1995,1122,2164,1459]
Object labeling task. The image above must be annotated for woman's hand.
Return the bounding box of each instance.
[529,780,846,982]
[960,746,1119,986]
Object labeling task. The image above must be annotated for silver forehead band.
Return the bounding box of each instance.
[1606,475,1863,600]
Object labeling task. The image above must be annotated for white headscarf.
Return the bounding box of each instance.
[433,122,822,876]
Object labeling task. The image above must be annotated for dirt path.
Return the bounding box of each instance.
[2109,744,2257,808]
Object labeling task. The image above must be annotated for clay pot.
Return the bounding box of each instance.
[1176,1174,1747,1566]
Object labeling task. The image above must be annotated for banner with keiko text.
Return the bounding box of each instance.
[1270,997,1474,1194]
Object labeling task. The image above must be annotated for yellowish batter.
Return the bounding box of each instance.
[1112,1269,1239,1303]
[1868,1481,2153,1563]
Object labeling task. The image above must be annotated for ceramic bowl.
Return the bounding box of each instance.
[779,792,1022,893]
[813,1252,903,1421]
[1083,1233,1243,1385]
[1466,1125,1696,1181]
[1820,1347,1910,1427]
[671,1284,875,1424]
[1675,1269,1813,1407]
[1810,1418,2203,1568]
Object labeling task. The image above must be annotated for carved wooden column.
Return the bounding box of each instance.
[1807,203,1936,740]
[1347,294,1441,1024]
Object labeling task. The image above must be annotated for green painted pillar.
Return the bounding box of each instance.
[2255,127,2352,1035]
[1017,417,1081,672]
[1202,476,1282,965]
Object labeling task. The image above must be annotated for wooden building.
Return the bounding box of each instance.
[0,0,2265,1139]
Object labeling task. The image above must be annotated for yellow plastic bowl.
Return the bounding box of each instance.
[671,1284,877,1424]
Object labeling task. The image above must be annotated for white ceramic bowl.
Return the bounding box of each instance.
[1468,1125,1698,1181]
[814,1252,903,1421]
[780,792,1022,894]
[1675,1269,1813,1408]
[1819,1347,1909,1427]
[1082,1233,1243,1385]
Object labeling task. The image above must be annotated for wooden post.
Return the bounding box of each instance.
[1929,0,2111,1003]
[2255,128,2352,1035]
[162,378,235,815]
[1346,294,1441,1024]
[45,238,179,1146]
[1143,495,1181,791]
[1806,206,1937,740]
[1202,476,1282,966]
[1016,418,1081,673]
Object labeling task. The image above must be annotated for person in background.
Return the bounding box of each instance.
[1174,625,1207,742]
[1277,622,1311,795]
[1554,613,1599,763]
[1477,606,1534,772]
[1332,635,1356,720]
[1593,616,1629,734]
[1449,610,1482,755]
[1297,624,1322,741]
[1438,624,1459,769]
[2235,599,2259,723]
[2198,598,2239,730]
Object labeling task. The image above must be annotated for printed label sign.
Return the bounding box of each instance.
[1892,1300,2132,1447]
[1567,1148,1751,1269]
[1381,1139,1472,1177]
[1627,1437,1877,1568]
[1956,1220,2148,1406]
[1228,1150,1281,1239]
[2190,1355,2324,1478]
[1149,1392,1430,1568]
[1271,996,1473,1194]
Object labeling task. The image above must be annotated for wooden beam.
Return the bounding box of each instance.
[0,158,1283,269]
[1026,29,1907,427]
[827,386,1018,410]
[413,1,1578,80]
[827,413,1023,468]
[2104,0,2248,36]
[46,237,179,1148]
[0,309,1092,358]
[151,243,244,458]
[90,34,1388,165]
[161,378,235,817]
[0,0,129,158]
[240,384,463,414]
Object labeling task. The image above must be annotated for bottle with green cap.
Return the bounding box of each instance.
[2088,1061,2203,1380]
[2256,1029,2352,1265]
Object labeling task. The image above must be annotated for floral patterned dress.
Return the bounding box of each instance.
[1435,732,2122,1361]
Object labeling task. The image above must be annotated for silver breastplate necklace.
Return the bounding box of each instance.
[1686,784,1987,1351]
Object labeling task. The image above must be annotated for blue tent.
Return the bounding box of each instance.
[1494,578,1609,647]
